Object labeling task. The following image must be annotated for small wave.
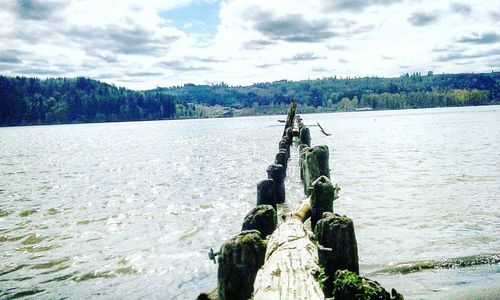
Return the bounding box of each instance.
[368,253,500,275]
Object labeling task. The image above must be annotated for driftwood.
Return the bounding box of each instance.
[253,199,324,300]
[317,122,331,136]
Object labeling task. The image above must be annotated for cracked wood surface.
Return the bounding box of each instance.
[253,217,324,300]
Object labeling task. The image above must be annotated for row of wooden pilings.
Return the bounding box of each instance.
[201,101,403,300]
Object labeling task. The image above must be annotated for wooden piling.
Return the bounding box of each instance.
[310,175,338,230]
[256,179,277,211]
[275,150,288,175]
[314,212,359,297]
[299,126,311,147]
[267,164,286,204]
[217,230,266,300]
[303,145,330,195]
[242,205,277,238]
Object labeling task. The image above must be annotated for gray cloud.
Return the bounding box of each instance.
[66,25,179,56]
[243,39,276,50]
[282,52,325,62]
[0,55,22,64]
[16,68,66,75]
[14,0,67,21]
[328,45,348,51]
[249,9,337,43]
[186,56,226,63]
[255,63,278,69]
[490,11,500,22]
[436,48,500,62]
[380,55,394,60]
[323,0,402,12]
[311,67,329,72]
[450,3,471,16]
[408,11,441,26]
[126,72,164,77]
[339,58,350,63]
[159,60,211,72]
[456,32,500,44]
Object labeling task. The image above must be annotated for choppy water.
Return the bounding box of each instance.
[0,106,499,299]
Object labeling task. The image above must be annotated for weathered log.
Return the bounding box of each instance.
[275,150,288,175]
[315,212,359,297]
[292,198,311,223]
[242,205,277,238]
[217,230,266,300]
[303,145,330,195]
[299,126,311,147]
[331,270,404,300]
[267,164,286,204]
[253,218,324,299]
[257,179,277,211]
[309,176,338,230]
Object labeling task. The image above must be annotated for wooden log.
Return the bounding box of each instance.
[267,164,286,204]
[315,212,359,297]
[309,175,338,230]
[257,179,277,211]
[299,126,311,147]
[242,205,277,238]
[217,230,266,300]
[303,145,330,195]
[253,218,324,299]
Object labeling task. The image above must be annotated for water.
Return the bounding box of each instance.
[0,106,499,299]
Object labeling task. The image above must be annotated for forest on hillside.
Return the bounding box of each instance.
[1,72,499,126]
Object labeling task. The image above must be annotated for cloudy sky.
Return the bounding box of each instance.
[1,0,499,89]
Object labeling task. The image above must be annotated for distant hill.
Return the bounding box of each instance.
[1,72,499,126]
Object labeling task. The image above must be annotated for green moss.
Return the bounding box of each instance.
[19,209,37,217]
[316,267,329,290]
[0,209,13,217]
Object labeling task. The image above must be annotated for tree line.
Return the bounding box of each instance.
[1,72,498,126]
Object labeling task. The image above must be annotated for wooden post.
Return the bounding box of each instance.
[299,126,311,147]
[303,145,330,195]
[299,144,310,181]
[267,164,286,204]
[315,212,359,297]
[310,175,337,230]
[282,100,297,138]
[275,150,288,176]
[257,179,277,211]
[217,230,266,300]
[279,138,290,159]
[242,205,277,238]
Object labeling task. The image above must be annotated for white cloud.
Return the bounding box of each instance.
[0,0,498,89]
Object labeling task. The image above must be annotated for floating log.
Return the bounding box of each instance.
[317,122,331,136]
[257,179,277,211]
[242,205,277,238]
[267,164,286,204]
[303,145,330,195]
[217,230,266,300]
[253,217,324,299]
[315,212,359,297]
[309,175,338,230]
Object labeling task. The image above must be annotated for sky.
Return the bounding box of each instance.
[1,0,499,90]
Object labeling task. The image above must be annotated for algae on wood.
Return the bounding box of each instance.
[217,230,266,300]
